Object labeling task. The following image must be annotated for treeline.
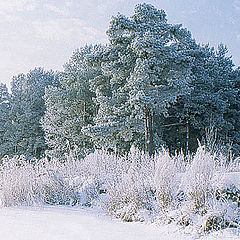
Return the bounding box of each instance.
[0,3,240,160]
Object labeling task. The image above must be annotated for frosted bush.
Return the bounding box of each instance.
[0,156,39,206]
[168,145,240,232]
[199,195,240,233]
[82,150,118,189]
[154,148,180,209]
[182,146,216,211]
[0,154,106,207]
[106,147,156,221]
[39,157,105,206]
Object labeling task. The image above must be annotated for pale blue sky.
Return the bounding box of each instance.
[0,0,240,88]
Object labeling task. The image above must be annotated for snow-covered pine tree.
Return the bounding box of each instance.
[164,43,240,153]
[227,65,240,154]
[0,84,11,160]
[215,44,240,154]
[9,68,58,159]
[83,3,193,155]
[82,18,134,154]
[42,45,102,161]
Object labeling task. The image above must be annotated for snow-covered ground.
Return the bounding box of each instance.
[0,206,239,240]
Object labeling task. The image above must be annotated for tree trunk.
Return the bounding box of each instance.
[145,107,148,154]
[149,109,153,156]
[83,101,86,124]
[145,106,153,156]
[186,119,189,154]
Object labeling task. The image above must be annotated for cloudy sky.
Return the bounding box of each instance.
[0,0,240,88]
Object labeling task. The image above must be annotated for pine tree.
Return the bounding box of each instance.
[0,84,11,159]
[83,3,193,155]
[228,66,240,154]
[163,43,240,154]
[9,68,58,159]
[42,45,102,160]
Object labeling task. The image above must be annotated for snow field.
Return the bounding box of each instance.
[0,206,239,240]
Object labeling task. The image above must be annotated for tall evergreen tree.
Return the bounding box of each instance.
[42,45,102,160]
[83,3,193,155]
[163,44,240,154]
[228,66,240,154]
[0,84,11,159]
[8,68,58,159]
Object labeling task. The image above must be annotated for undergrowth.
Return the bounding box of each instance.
[0,143,239,234]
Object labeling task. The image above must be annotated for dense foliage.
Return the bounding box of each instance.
[164,44,240,154]
[42,45,101,161]
[0,3,239,159]
[0,68,58,159]
[83,3,193,156]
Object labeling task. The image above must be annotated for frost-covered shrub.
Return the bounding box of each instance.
[154,148,180,209]
[202,214,231,232]
[81,150,117,191]
[0,155,104,206]
[161,145,240,233]
[203,172,240,232]
[35,161,79,205]
[0,156,39,206]
[213,171,240,211]
[106,147,156,221]
[106,147,185,221]
[165,209,192,227]
[200,203,240,233]
[182,146,216,211]
[0,156,67,206]
[38,157,105,206]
